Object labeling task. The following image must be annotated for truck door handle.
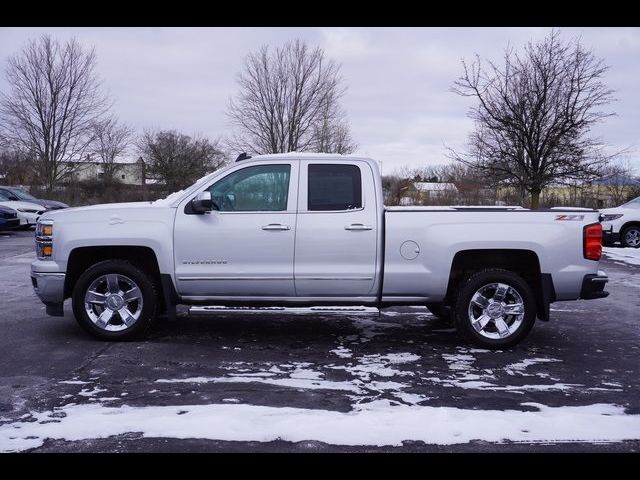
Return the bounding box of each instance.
[345,223,373,231]
[261,224,291,231]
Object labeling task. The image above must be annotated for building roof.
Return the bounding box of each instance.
[414,182,457,192]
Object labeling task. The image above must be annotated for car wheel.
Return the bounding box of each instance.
[453,269,536,349]
[620,225,640,248]
[72,260,159,340]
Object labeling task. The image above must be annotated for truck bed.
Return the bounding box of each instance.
[381,208,601,302]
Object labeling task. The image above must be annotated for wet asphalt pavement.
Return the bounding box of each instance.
[0,229,638,452]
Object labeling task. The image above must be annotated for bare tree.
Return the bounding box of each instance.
[0,146,36,185]
[382,174,415,206]
[0,35,110,191]
[91,116,134,182]
[594,159,640,206]
[227,39,356,155]
[449,30,616,208]
[138,129,226,192]
[312,97,357,154]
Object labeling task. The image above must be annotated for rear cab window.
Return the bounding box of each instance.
[308,164,362,211]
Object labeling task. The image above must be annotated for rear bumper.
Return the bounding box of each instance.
[579,270,609,300]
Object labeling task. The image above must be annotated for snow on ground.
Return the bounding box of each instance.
[156,375,363,393]
[1,400,638,452]
[427,348,577,392]
[77,387,107,397]
[156,351,422,398]
[603,247,640,266]
[504,358,562,376]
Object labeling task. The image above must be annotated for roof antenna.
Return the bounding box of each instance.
[235,152,251,162]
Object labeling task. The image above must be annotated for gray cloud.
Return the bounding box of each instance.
[0,27,638,174]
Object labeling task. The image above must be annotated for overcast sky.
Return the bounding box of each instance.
[0,27,638,174]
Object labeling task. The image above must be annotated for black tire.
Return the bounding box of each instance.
[453,268,536,349]
[425,302,452,324]
[620,225,640,248]
[72,259,159,340]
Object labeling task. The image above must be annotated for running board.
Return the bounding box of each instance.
[188,305,380,316]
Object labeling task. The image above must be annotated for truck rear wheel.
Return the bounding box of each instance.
[453,269,536,349]
[72,260,159,340]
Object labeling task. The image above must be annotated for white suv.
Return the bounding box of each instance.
[600,196,640,248]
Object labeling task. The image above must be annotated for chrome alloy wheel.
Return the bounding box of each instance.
[84,274,143,332]
[467,282,525,340]
[624,227,640,247]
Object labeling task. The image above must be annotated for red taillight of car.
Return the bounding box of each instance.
[584,223,603,261]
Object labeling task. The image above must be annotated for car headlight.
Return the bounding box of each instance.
[600,214,623,222]
[17,208,39,213]
[35,220,54,259]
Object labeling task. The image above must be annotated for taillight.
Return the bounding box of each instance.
[583,223,602,261]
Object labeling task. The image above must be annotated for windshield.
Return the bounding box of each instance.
[8,188,38,201]
[621,196,640,209]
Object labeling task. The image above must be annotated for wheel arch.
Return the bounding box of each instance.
[621,221,640,235]
[64,245,176,317]
[445,249,553,321]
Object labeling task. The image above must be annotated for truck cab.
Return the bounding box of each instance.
[173,155,383,303]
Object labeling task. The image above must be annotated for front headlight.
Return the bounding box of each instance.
[17,208,39,213]
[600,214,623,222]
[35,220,54,260]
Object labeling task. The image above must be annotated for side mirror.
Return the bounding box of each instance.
[190,191,217,214]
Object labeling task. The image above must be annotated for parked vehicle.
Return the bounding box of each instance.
[600,196,640,248]
[31,153,609,348]
[0,192,48,229]
[0,186,68,210]
[0,205,20,231]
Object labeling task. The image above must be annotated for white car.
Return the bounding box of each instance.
[600,196,640,248]
[0,193,48,229]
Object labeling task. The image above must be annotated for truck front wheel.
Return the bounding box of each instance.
[453,269,536,349]
[72,260,159,340]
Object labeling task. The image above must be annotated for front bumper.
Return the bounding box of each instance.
[579,270,609,300]
[602,225,620,244]
[18,212,41,227]
[31,270,66,316]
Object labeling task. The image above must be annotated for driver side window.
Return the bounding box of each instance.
[207,164,291,212]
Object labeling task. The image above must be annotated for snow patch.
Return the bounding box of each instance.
[156,376,362,393]
[1,401,638,452]
[330,346,353,358]
[603,247,640,266]
[78,387,107,397]
[504,358,562,376]
[59,380,92,385]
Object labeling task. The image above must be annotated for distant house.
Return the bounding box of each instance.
[63,157,147,185]
[400,181,458,206]
[414,182,458,197]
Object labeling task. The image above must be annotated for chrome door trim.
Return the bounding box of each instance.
[295,276,373,280]
[178,276,293,281]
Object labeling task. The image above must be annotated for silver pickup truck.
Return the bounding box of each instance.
[31,153,609,348]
